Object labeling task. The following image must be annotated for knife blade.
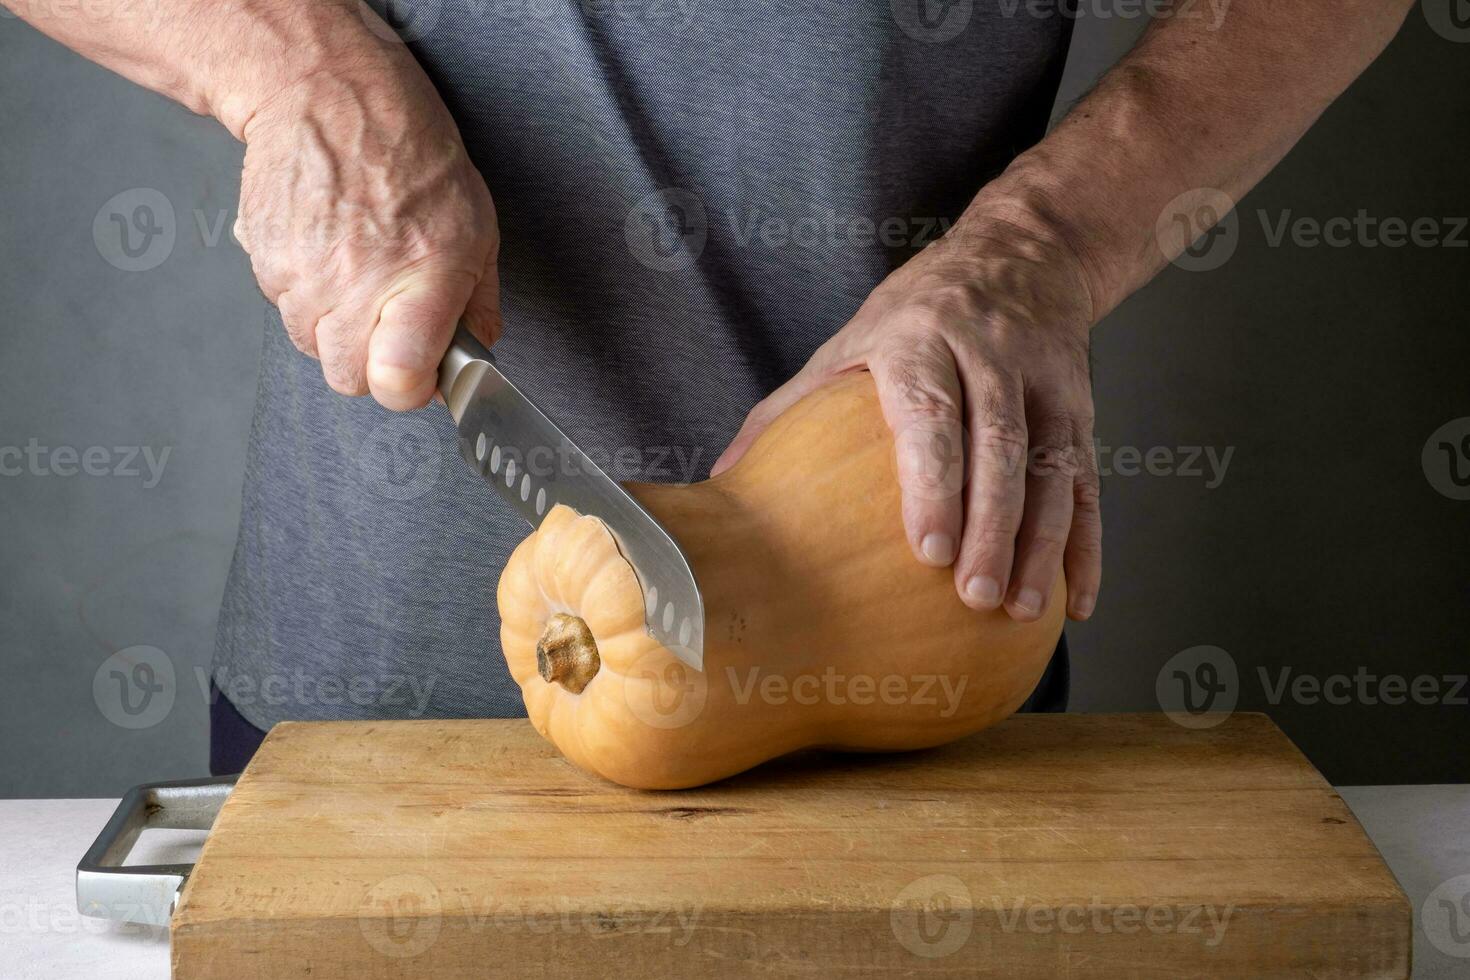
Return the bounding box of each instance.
[437,325,705,671]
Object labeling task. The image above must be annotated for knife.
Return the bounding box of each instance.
[438,325,705,671]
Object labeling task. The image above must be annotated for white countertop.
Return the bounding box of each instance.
[3,787,1467,978]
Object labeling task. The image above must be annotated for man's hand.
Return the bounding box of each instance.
[236,67,500,409]
[713,216,1101,623]
[4,0,499,411]
[714,0,1414,623]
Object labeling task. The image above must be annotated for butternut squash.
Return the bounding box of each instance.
[497,372,1064,789]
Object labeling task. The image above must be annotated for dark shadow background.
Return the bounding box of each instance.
[1,5,1466,797]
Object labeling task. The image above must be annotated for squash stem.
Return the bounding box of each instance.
[536,613,600,693]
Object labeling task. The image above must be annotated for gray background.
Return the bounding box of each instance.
[2,6,1466,799]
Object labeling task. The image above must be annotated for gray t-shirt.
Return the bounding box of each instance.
[212,2,1075,729]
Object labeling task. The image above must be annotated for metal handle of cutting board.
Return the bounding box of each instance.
[76,775,238,925]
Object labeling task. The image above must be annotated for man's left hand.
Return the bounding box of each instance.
[712,213,1101,623]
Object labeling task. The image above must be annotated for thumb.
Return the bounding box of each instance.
[711,364,831,476]
[366,269,476,411]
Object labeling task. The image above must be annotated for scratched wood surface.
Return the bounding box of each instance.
[171,713,1409,978]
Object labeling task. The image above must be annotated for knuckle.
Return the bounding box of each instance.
[317,339,369,397]
[1072,476,1102,510]
[879,337,955,399]
[324,370,368,397]
[1026,410,1085,479]
[1026,525,1071,552]
[963,517,1020,551]
[1030,408,1082,447]
[1028,443,1080,480]
[1068,531,1103,561]
[895,428,965,501]
[971,423,1028,473]
[284,328,315,358]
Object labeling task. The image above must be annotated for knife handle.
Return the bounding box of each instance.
[438,322,495,425]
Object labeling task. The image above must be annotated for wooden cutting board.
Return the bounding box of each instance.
[171,713,1409,978]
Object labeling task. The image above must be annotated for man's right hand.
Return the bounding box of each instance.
[234,61,500,411]
[4,0,500,412]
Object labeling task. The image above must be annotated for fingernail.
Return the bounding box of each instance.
[1072,593,1095,619]
[921,533,956,565]
[1014,587,1044,616]
[963,576,1002,607]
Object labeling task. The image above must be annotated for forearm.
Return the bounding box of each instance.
[960,0,1414,322]
[2,0,410,138]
